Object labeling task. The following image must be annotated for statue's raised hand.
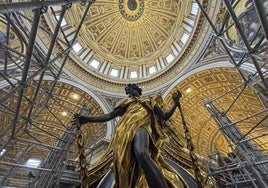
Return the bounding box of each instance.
[72,114,90,125]
[172,91,182,105]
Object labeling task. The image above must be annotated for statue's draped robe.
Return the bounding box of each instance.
[108,96,188,188]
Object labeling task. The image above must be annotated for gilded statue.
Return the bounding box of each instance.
[73,84,188,188]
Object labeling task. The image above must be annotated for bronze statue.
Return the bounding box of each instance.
[73,84,188,188]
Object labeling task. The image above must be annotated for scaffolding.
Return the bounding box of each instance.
[205,101,268,187]
[194,0,268,187]
[0,1,96,187]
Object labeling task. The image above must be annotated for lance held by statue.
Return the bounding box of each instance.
[72,84,189,188]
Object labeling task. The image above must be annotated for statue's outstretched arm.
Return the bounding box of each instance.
[154,91,181,121]
[73,106,126,125]
[154,103,177,121]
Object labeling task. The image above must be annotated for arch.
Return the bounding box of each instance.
[163,61,266,98]
[0,76,114,140]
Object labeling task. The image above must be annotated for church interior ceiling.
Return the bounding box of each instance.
[41,0,219,93]
[167,67,268,157]
[0,0,268,187]
[0,80,107,160]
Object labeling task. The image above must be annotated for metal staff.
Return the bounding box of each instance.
[175,90,205,188]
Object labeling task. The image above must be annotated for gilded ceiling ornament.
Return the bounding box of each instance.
[216,4,226,24]
[43,0,216,93]
[119,0,144,21]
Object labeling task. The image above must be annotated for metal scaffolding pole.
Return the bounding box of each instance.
[0,0,94,187]
[0,40,27,64]
[223,84,247,115]
[223,0,268,89]
[205,101,268,188]
[242,114,268,138]
[4,13,10,75]
[1,144,31,185]
[16,11,69,46]
[24,5,67,130]
[4,14,43,66]
[0,161,52,172]
[193,2,268,185]
[10,9,41,139]
[0,66,44,105]
[26,130,61,141]
[194,0,248,83]
[31,120,68,133]
[46,106,68,129]
[252,0,268,41]
[219,109,268,130]
[44,0,94,107]
[0,0,93,14]
[17,137,63,151]
[35,123,78,187]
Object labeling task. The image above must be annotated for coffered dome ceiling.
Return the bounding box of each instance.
[80,0,186,64]
[44,0,217,93]
[166,67,268,157]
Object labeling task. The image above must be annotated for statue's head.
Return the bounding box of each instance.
[125,83,142,97]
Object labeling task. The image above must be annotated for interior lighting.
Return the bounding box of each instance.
[72,93,79,100]
[185,87,192,93]
[205,103,211,108]
[0,149,6,156]
[62,111,68,116]
[26,158,41,168]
